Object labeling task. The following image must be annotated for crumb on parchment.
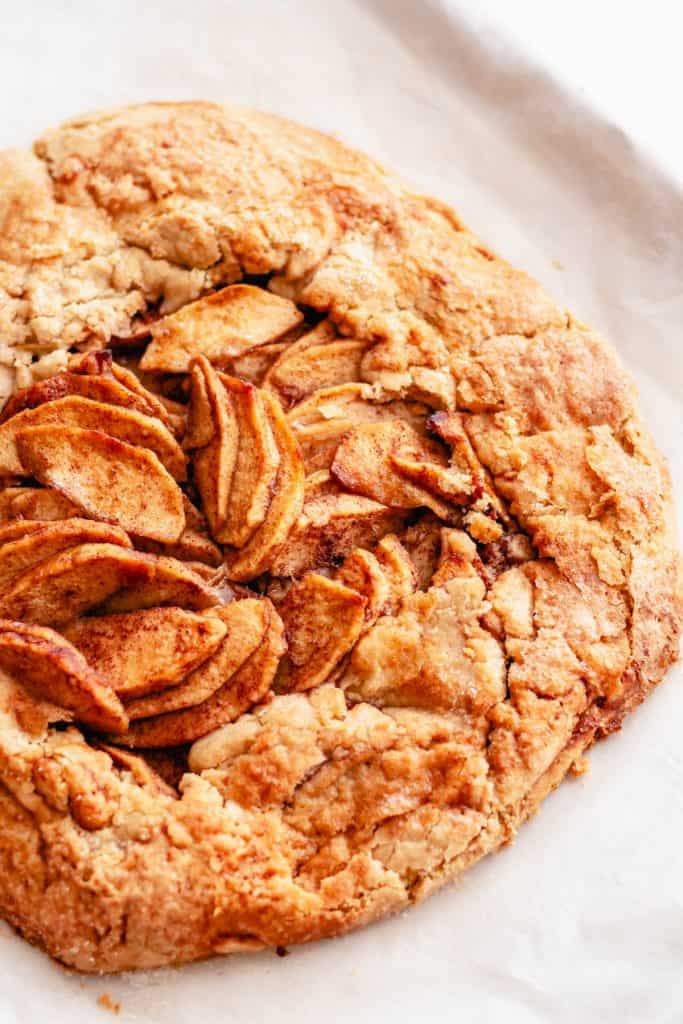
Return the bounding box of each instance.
[97,992,121,1015]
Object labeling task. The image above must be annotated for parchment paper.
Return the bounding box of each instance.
[1,2,681,1021]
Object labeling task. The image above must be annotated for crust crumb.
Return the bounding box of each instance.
[96,993,121,1015]
[570,755,590,778]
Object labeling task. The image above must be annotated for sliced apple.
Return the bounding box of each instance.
[124,599,269,719]
[214,374,280,547]
[267,339,366,408]
[390,455,474,505]
[0,543,155,626]
[67,349,114,377]
[331,420,458,521]
[286,431,342,473]
[374,534,418,609]
[107,361,181,436]
[139,285,304,373]
[0,370,170,426]
[179,561,222,582]
[400,514,447,590]
[0,486,81,522]
[225,392,304,581]
[336,548,389,625]
[16,426,185,543]
[138,497,222,567]
[428,409,507,522]
[272,319,338,357]
[264,321,365,406]
[228,341,291,384]
[288,383,429,471]
[111,600,285,747]
[187,357,238,538]
[288,383,429,434]
[303,470,341,501]
[183,494,211,534]
[0,620,127,733]
[331,534,416,628]
[99,555,220,613]
[0,519,54,545]
[0,396,187,480]
[69,350,179,430]
[269,491,406,578]
[276,573,365,692]
[0,518,131,588]
[174,497,223,566]
[63,607,227,698]
[146,528,223,568]
[0,488,24,520]
[184,357,215,449]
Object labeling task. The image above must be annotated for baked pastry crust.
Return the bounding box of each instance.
[0,102,680,973]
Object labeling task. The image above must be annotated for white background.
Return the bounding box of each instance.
[0,2,681,1022]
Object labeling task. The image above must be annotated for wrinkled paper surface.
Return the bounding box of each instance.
[1,2,681,1021]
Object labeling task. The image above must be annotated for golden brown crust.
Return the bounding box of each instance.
[0,101,679,974]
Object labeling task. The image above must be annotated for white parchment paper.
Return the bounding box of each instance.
[0,2,681,1021]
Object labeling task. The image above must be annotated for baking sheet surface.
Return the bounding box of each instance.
[1,2,681,1021]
